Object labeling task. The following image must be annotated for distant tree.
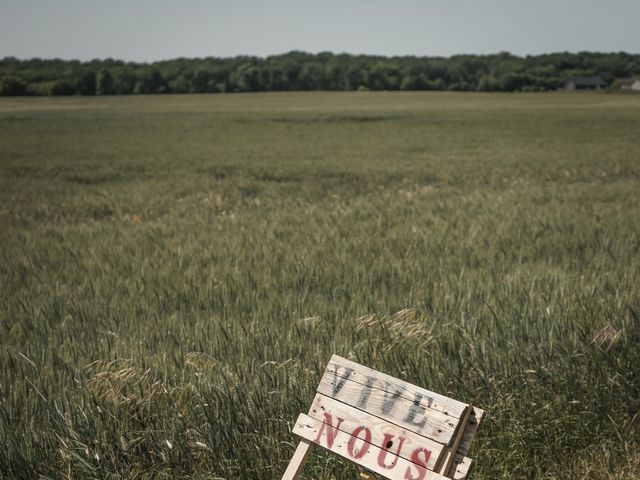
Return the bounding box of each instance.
[134,69,165,94]
[1,51,639,96]
[191,69,212,93]
[477,74,499,91]
[0,75,28,95]
[501,72,534,92]
[430,78,445,90]
[29,81,55,96]
[400,66,430,90]
[298,63,322,90]
[112,71,136,94]
[96,69,114,95]
[51,80,76,96]
[368,64,389,90]
[323,62,346,90]
[264,66,288,90]
[231,63,264,91]
[169,75,190,93]
[74,71,96,95]
[345,65,368,90]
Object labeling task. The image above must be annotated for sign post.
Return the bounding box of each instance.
[281,355,484,480]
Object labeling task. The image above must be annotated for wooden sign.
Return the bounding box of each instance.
[281,355,484,480]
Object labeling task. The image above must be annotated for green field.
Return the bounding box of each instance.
[1,92,639,479]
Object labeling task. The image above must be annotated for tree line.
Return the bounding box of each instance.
[1,51,639,96]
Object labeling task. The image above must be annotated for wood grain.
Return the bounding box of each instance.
[293,413,451,480]
[434,406,471,474]
[283,355,483,480]
[326,355,467,419]
[455,407,485,458]
[307,393,446,470]
[280,439,314,480]
[448,454,473,480]
[317,366,460,445]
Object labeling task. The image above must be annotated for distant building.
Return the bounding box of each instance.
[615,78,640,91]
[564,76,605,91]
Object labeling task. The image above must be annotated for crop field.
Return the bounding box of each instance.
[1,92,639,479]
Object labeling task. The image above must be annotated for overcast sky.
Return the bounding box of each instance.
[1,0,638,62]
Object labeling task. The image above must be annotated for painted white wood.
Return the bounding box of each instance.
[434,406,471,474]
[281,355,484,480]
[327,355,468,419]
[293,413,451,480]
[317,363,460,445]
[307,393,446,470]
[280,439,314,480]
[449,454,473,480]
[326,355,467,419]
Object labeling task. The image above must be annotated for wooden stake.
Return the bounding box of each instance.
[281,439,315,480]
[434,405,473,477]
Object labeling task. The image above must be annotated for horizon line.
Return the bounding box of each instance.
[2,49,639,65]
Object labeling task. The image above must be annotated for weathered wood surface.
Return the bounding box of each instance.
[434,406,471,474]
[281,355,483,480]
[442,407,484,479]
[280,439,314,480]
[307,393,446,470]
[293,413,451,480]
[448,454,473,480]
[318,356,462,445]
[325,355,467,419]
[455,407,485,458]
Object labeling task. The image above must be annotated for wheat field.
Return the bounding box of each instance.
[1,92,639,479]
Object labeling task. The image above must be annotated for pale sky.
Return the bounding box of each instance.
[1,0,638,61]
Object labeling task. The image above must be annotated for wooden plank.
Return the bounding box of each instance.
[455,407,485,458]
[293,413,451,480]
[434,406,471,475]
[325,355,467,419]
[307,393,446,471]
[317,369,460,445]
[448,454,473,480]
[280,439,315,480]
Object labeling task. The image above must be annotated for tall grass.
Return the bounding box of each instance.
[1,92,639,479]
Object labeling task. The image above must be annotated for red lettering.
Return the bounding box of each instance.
[377,433,406,469]
[347,426,372,459]
[404,447,431,480]
[313,413,344,449]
